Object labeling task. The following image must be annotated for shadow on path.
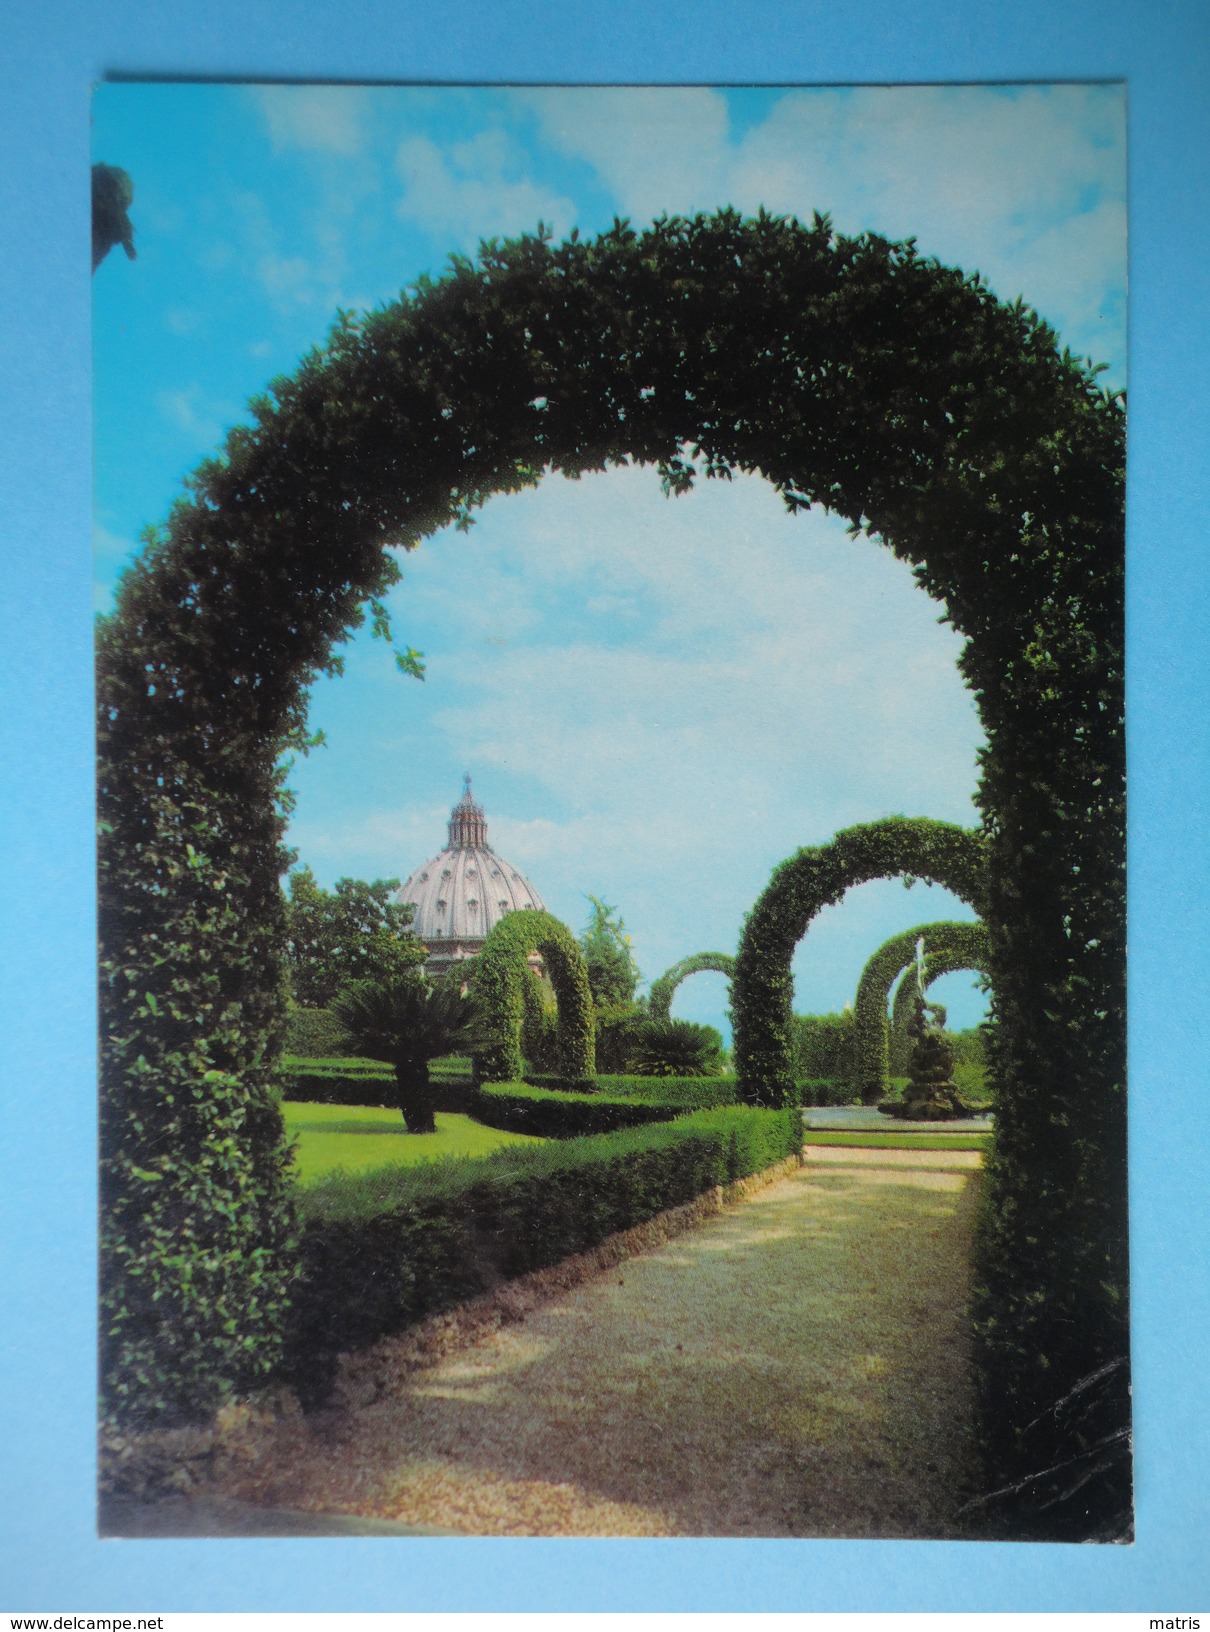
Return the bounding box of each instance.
[204,1147,984,1537]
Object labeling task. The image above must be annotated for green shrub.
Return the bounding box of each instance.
[473,1076,737,1137]
[284,1006,356,1058]
[471,1082,673,1137]
[791,1012,854,1086]
[648,952,735,1020]
[625,1016,725,1077]
[592,1005,649,1074]
[797,1078,857,1108]
[852,921,990,1104]
[289,1105,802,1397]
[471,910,595,1084]
[733,819,987,1108]
[280,1059,395,1107]
[596,1074,736,1106]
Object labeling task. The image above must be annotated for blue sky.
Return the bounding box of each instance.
[93,83,1126,1037]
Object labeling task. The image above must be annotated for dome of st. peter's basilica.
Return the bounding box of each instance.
[395,776,545,975]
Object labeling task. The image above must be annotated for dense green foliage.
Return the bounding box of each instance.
[331,934,481,1132]
[279,1057,394,1106]
[284,868,415,1008]
[791,1010,855,1088]
[852,920,990,1103]
[472,1075,736,1137]
[593,1073,736,1103]
[733,820,988,1107]
[524,1072,735,1101]
[624,1016,726,1076]
[648,952,735,1020]
[283,1006,356,1058]
[591,1005,650,1074]
[797,1078,859,1108]
[579,898,650,1071]
[289,1104,801,1399]
[97,209,1126,1530]
[471,909,595,1084]
[579,896,641,1008]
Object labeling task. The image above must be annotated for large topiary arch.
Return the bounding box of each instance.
[648,952,736,1020]
[97,210,1126,1526]
[732,818,988,1106]
[469,910,595,1086]
[890,945,992,1075]
[852,920,991,1103]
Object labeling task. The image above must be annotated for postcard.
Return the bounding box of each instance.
[91,81,1128,1548]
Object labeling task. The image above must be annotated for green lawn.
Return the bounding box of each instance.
[283,1101,544,1186]
[804,1130,991,1152]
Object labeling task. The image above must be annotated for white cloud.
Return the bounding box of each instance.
[251,85,370,157]
[396,131,577,247]
[331,463,987,1014]
[516,87,734,228]
[523,83,1126,381]
[155,386,227,447]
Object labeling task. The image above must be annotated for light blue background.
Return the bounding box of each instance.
[2,0,1208,1611]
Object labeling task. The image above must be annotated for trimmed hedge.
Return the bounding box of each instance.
[734,819,988,1108]
[596,1074,736,1105]
[280,1058,394,1107]
[791,1011,854,1085]
[281,1054,475,1109]
[284,1007,355,1058]
[471,909,595,1084]
[289,1104,802,1394]
[852,920,990,1104]
[473,1076,736,1137]
[648,952,736,1020]
[797,1078,859,1108]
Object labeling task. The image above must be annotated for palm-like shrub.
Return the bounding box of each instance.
[332,935,483,1132]
[625,1017,725,1078]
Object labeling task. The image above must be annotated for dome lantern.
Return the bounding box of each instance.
[447,772,488,850]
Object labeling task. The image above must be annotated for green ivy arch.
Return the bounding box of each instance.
[648,952,736,1020]
[733,819,988,1106]
[890,945,992,1075]
[470,910,595,1086]
[97,210,1126,1524]
[852,920,991,1103]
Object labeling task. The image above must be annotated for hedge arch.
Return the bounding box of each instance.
[648,952,736,1020]
[469,910,595,1086]
[852,920,991,1103]
[733,819,987,1106]
[97,210,1126,1527]
[890,946,992,1074]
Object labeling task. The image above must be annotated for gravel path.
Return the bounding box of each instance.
[213,1147,984,1537]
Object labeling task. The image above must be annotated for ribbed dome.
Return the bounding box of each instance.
[396,776,545,970]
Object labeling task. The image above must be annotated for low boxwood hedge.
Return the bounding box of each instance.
[594,1074,737,1106]
[472,1081,671,1137]
[288,1104,802,1397]
[281,1054,394,1106]
[476,1076,738,1136]
[525,1072,736,1101]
